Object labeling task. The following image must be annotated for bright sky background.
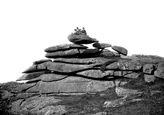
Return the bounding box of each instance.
[0,0,164,83]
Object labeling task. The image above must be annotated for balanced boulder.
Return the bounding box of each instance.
[112,45,128,56]
[68,34,98,44]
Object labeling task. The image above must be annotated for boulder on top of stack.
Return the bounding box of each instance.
[68,27,98,44]
[112,45,128,56]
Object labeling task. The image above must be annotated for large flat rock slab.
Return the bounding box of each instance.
[33,59,52,64]
[45,61,96,73]
[26,77,114,93]
[112,45,128,56]
[17,71,46,81]
[53,57,109,64]
[45,49,79,58]
[106,60,142,71]
[27,73,68,82]
[45,44,87,53]
[92,42,112,49]
[76,70,113,78]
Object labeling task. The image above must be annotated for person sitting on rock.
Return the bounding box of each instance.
[74,27,80,35]
[82,27,87,35]
[73,27,87,35]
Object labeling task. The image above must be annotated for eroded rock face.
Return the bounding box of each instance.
[143,64,154,74]
[112,45,128,56]
[154,62,164,78]
[105,60,143,70]
[1,29,164,115]
[45,49,80,58]
[45,43,88,53]
[3,55,164,115]
[92,42,112,49]
[68,34,98,44]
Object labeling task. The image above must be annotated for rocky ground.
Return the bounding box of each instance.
[0,28,164,115]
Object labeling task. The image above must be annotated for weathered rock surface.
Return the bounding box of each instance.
[112,45,128,56]
[143,64,154,74]
[79,48,100,57]
[33,59,52,64]
[100,49,120,58]
[154,62,164,78]
[105,59,142,70]
[92,42,112,49]
[45,49,79,58]
[144,74,156,83]
[1,29,164,115]
[68,34,98,44]
[53,57,109,64]
[2,55,164,115]
[17,71,46,81]
[45,43,87,52]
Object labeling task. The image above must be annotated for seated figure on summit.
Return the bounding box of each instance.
[74,27,87,35]
[68,27,98,44]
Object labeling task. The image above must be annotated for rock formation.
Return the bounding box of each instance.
[1,28,164,115]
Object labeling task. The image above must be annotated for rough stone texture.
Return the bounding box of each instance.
[68,34,98,44]
[37,77,114,93]
[113,71,122,76]
[154,62,164,78]
[100,49,120,58]
[33,59,52,64]
[20,96,63,115]
[124,72,141,79]
[2,30,164,115]
[39,105,66,115]
[26,74,68,83]
[11,82,37,93]
[112,45,128,56]
[11,99,24,115]
[37,62,47,70]
[106,60,142,70]
[46,61,96,73]
[45,49,79,58]
[17,71,45,81]
[144,74,156,83]
[39,74,68,82]
[76,70,113,78]
[143,64,154,74]
[1,90,14,99]
[53,57,109,65]
[45,43,87,52]
[23,64,37,73]
[79,48,100,57]
[92,42,111,49]
[115,87,142,97]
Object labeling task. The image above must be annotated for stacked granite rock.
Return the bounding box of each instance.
[15,28,164,94]
[16,28,129,94]
[2,28,164,115]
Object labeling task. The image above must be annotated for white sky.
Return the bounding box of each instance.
[0,0,164,83]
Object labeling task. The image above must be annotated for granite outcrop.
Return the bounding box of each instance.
[1,28,164,115]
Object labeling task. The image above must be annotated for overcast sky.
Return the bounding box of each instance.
[0,0,164,83]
